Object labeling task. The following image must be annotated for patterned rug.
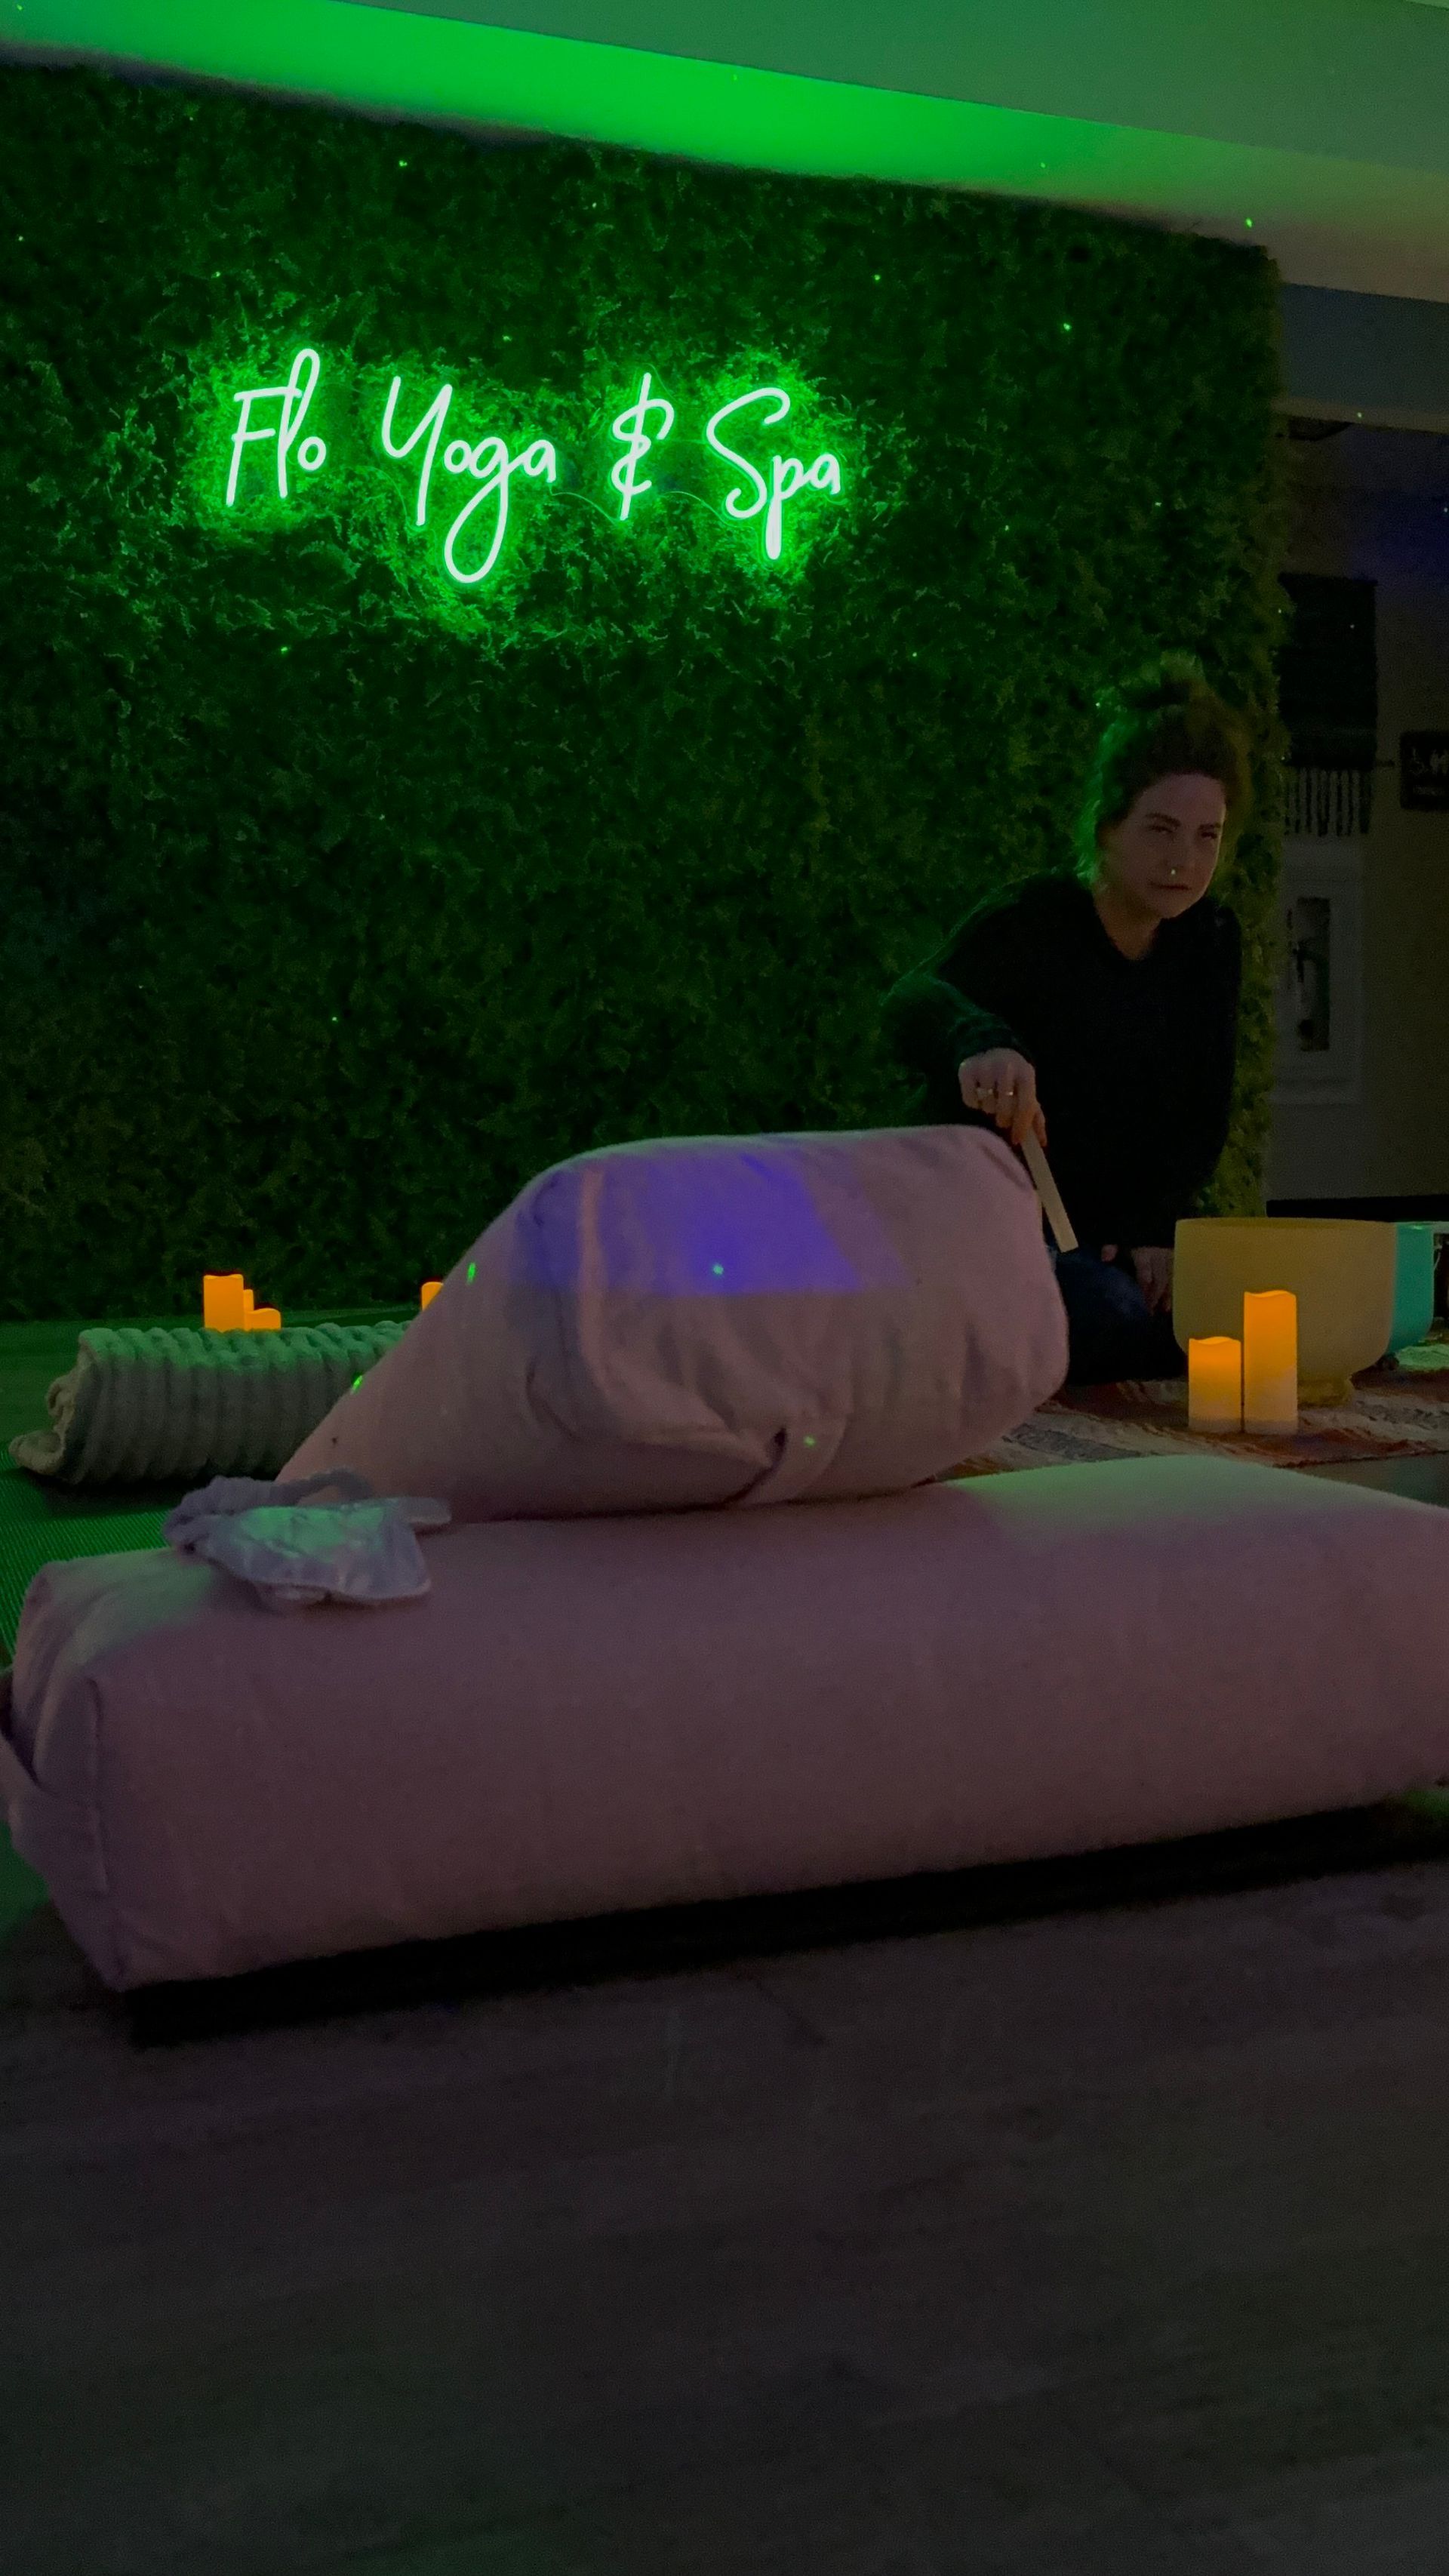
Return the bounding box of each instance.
[944,1333,1449,1479]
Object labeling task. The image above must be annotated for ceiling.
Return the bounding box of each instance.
[5,0,1449,306]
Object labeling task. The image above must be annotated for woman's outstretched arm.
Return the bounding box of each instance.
[880,901,1034,1119]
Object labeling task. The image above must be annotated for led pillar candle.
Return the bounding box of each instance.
[203,1273,246,1331]
[420,1279,442,1309]
[1243,1290,1298,1434]
[202,1273,282,1330]
[1188,1337,1241,1433]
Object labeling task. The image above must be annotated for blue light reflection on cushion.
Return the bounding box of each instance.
[515,1146,912,1297]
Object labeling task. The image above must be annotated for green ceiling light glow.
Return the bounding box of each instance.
[226,345,327,505]
[609,371,675,521]
[15,0,1449,300]
[704,387,842,561]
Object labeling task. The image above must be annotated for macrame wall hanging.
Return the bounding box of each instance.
[1278,572,1379,836]
[1282,765,1377,836]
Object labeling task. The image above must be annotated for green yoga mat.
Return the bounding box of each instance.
[0,1457,177,1659]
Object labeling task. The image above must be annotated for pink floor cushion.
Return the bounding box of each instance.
[281,1126,1067,1516]
[6,1454,1449,1993]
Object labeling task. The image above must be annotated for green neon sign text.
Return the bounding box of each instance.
[441,431,558,585]
[226,345,328,506]
[380,375,558,583]
[609,371,675,522]
[704,389,841,562]
[380,374,454,527]
[217,350,849,589]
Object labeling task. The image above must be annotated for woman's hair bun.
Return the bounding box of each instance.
[1099,651,1211,722]
[1077,645,1252,875]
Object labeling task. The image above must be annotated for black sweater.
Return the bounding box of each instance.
[881,876,1241,1251]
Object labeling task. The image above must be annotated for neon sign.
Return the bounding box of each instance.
[227,345,328,506]
[379,374,559,585]
[609,371,675,522]
[441,434,558,586]
[218,349,848,592]
[704,389,841,563]
[379,375,453,528]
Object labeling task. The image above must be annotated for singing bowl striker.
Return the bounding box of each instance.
[1173,1218,1398,1405]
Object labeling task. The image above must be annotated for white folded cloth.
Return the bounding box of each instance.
[163,1470,451,1612]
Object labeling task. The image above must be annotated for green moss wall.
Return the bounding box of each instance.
[0,64,1285,1319]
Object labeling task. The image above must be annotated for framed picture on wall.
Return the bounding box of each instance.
[1272,842,1364,1109]
[1401,732,1449,811]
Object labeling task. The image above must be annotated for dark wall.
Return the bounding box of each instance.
[0,63,1286,1319]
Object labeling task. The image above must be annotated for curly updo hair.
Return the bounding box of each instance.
[1075,652,1254,882]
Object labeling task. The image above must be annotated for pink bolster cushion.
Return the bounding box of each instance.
[281,1126,1067,1517]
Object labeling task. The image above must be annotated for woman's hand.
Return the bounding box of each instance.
[1101,1245,1174,1313]
[957,1049,1046,1153]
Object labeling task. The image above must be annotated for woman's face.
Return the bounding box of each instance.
[1097,771,1227,921]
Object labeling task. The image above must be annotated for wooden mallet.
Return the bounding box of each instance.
[1019,1129,1078,1256]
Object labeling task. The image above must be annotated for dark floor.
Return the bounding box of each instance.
[9,1323,1449,2571]
[9,1818,1449,2576]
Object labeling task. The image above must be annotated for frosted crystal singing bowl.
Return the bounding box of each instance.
[1173,1218,1398,1406]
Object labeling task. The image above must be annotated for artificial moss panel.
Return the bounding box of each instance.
[0,63,1287,1320]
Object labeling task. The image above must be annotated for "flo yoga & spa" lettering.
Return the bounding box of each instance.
[222,349,848,589]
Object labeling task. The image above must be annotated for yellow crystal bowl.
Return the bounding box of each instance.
[1173,1217,1398,1406]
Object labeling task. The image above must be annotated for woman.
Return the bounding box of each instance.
[881,655,1251,1383]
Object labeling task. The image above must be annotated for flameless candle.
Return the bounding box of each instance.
[203,1273,246,1331]
[1188,1336,1241,1433]
[249,1306,282,1331]
[420,1279,442,1309]
[1243,1290,1298,1433]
